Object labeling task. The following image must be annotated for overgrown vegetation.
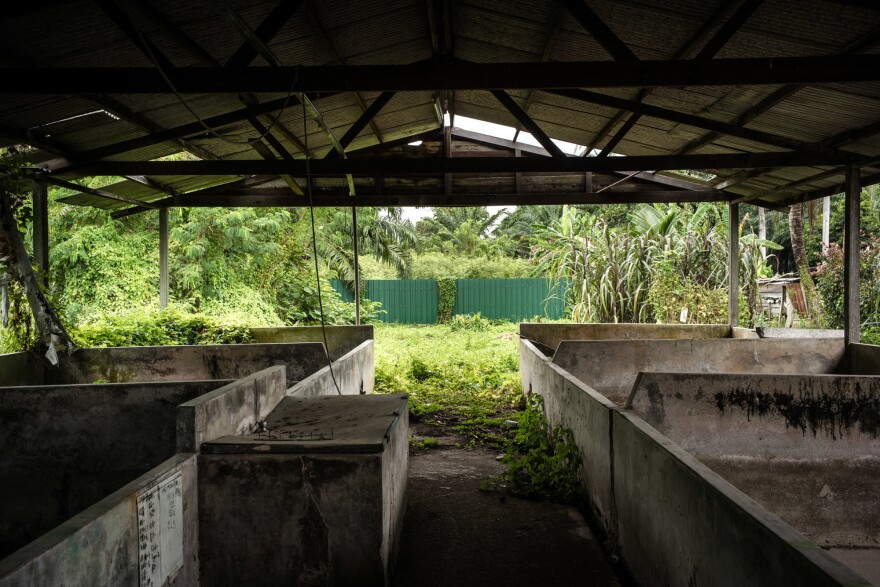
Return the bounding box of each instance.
[533,203,779,325]
[482,394,581,502]
[816,235,880,342]
[373,322,523,447]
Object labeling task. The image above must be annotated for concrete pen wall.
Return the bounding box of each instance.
[0,379,227,560]
[0,453,199,587]
[551,338,846,405]
[519,339,871,587]
[288,340,375,398]
[0,342,328,388]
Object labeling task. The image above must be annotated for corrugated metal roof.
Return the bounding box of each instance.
[0,0,878,212]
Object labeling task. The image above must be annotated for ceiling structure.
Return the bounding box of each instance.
[1,0,879,215]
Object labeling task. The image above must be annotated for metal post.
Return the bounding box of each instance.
[159,208,169,309]
[844,165,861,351]
[822,196,831,253]
[32,178,49,287]
[728,202,739,329]
[352,206,360,325]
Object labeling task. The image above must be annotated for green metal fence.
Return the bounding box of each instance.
[331,278,565,324]
[454,278,566,321]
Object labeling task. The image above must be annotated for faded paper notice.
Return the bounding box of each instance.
[138,472,184,586]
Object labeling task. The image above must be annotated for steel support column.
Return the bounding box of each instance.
[844,165,861,350]
[159,208,169,309]
[32,178,49,287]
[352,206,360,325]
[728,202,739,328]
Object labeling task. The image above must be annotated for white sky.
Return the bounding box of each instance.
[402,114,591,225]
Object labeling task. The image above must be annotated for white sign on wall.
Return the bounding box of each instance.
[137,472,184,587]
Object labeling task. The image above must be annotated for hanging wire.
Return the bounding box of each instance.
[303,94,343,396]
[127,6,300,145]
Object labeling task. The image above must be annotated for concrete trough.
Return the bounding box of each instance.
[0,378,229,560]
[519,334,879,587]
[0,329,378,586]
[198,394,408,587]
[629,372,880,584]
[0,342,329,388]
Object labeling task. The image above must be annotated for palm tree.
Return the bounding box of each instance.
[318,207,419,286]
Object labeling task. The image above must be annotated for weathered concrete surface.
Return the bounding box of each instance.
[520,322,731,351]
[732,327,760,338]
[628,372,880,574]
[0,454,198,587]
[520,342,871,587]
[249,325,373,361]
[198,395,408,586]
[628,373,880,459]
[611,409,869,587]
[203,393,404,454]
[288,340,375,397]
[554,338,846,405]
[850,343,880,375]
[176,366,286,453]
[392,445,622,587]
[0,353,45,386]
[0,343,326,387]
[520,339,616,535]
[0,379,226,559]
[757,327,844,338]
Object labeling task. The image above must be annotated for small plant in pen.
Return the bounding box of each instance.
[482,393,581,503]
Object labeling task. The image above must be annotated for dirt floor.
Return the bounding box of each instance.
[392,427,624,587]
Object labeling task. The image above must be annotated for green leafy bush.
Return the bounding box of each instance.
[410,252,533,280]
[448,312,491,332]
[73,308,252,347]
[437,278,456,323]
[485,394,580,502]
[816,237,880,334]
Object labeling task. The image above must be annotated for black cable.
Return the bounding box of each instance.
[302,94,342,396]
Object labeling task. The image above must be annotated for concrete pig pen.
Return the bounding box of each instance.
[629,371,880,583]
[520,323,878,587]
[0,327,377,586]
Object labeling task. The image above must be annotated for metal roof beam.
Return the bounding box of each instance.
[10,55,880,93]
[549,88,856,163]
[594,0,763,156]
[46,176,160,209]
[51,151,833,177]
[305,3,385,143]
[326,92,396,158]
[676,23,880,156]
[225,0,305,68]
[137,190,728,209]
[110,176,279,218]
[560,0,637,61]
[491,90,566,159]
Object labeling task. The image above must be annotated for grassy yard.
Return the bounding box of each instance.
[373,319,524,447]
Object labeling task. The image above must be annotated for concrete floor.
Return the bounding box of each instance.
[392,441,624,587]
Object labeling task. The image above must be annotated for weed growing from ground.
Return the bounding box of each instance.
[374,322,524,447]
[482,394,581,502]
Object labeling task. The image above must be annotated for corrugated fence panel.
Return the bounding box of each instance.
[366,280,438,324]
[454,278,566,321]
[330,280,355,302]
